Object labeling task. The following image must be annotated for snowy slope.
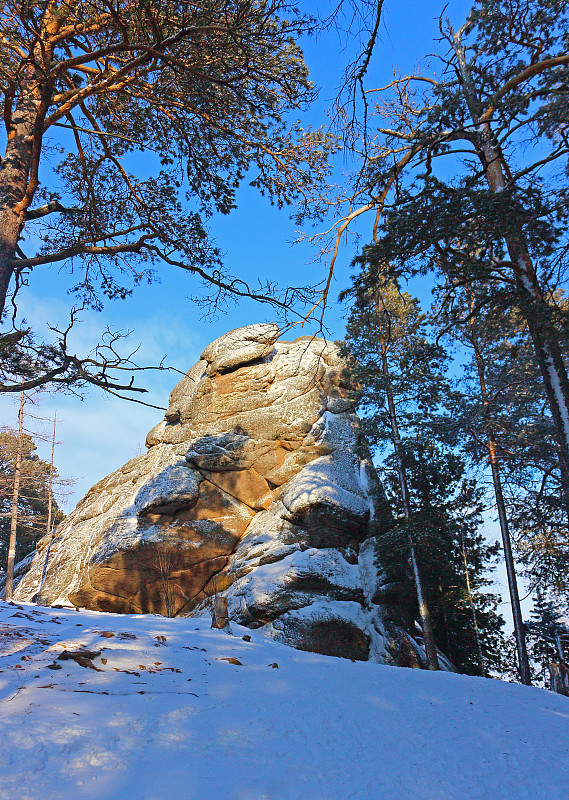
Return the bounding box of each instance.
[1,599,568,800]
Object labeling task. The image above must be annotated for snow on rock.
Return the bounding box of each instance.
[13,325,427,666]
[134,463,202,515]
[261,599,378,661]
[0,601,568,800]
[224,548,364,626]
[200,322,281,376]
[281,450,374,530]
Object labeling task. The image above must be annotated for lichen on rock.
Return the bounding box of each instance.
[14,323,436,668]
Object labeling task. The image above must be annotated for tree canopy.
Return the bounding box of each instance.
[0,429,64,575]
[317,0,569,538]
[0,0,339,396]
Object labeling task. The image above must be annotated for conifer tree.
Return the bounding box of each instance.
[340,266,505,674]
[0,0,338,395]
[321,0,569,518]
[526,589,569,686]
[341,270,445,669]
[378,442,505,675]
[0,429,65,589]
[433,281,534,682]
[434,275,569,678]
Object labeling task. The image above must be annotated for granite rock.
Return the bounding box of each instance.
[14,324,438,668]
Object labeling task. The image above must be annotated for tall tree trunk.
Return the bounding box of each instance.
[5,389,25,600]
[0,44,52,318]
[465,289,532,685]
[501,245,569,518]
[376,291,440,670]
[38,412,57,598]
[46,412,57,537]
[0,134,32,318]
[451,28,569,520]
[460,527,485,676]
[0,211,23,319]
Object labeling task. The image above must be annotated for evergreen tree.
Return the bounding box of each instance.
[0,430,65,579]
[325,0,569,520]
[341,269,448,669]
[377,442,505,675]
[433,281,535,682]
[340,266,505,675]
[0,0,338,395]
[526,589,569,686]
[435,278,569,674]
[340,267,450,455]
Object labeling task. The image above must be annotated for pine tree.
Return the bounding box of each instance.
[377,441,506,676]
[325,0,569,520]
[340,266,505,674]
[433,281,534,682]
[434,276,569,676]
[0,430,65,586]
[526,589,569,686]
[341,269,447,669]
[0,0,338,395]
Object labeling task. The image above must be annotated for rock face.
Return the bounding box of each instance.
[14,324,430,667]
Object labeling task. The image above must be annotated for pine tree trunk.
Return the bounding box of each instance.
[451,27,569,521]
[502,249,569,517]
[377,292,440,670]
[0,213,22,319]
[5,390,25,599]
[0,132,34,318]
[46,412,57,537]
[465,289,532,685]
[0,49,51,318]
[488,444,532,684]
[460,529,485,676]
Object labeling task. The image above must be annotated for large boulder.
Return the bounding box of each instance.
[14,324,433,667]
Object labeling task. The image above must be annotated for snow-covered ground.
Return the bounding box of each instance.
[1,599,568,800]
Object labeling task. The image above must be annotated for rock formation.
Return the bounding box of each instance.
[14,324,434,667]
